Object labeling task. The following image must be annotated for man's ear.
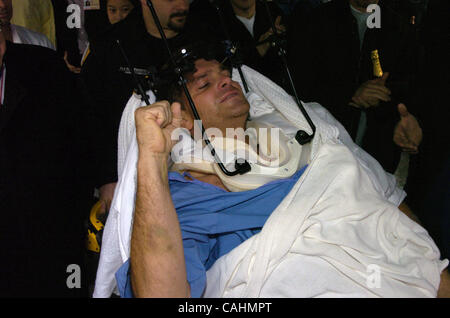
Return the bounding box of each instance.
[181,109,194,131]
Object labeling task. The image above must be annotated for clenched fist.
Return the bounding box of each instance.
[135,101,183,156]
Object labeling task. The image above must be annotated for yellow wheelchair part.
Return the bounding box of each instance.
[86,201,105,253]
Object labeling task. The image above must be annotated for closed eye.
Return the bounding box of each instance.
[198,82,209,89]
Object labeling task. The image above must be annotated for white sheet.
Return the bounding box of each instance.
[204,141,447,297]
[92,65,441,298]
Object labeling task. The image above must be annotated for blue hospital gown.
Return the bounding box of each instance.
[116,166,307,297]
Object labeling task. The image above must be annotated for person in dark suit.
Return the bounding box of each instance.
[189,0,287,88]
[0,30,94,297]
[403,0,450,261]
[81,0,216,216]
[288,0,419,173]
[51,0,82,72]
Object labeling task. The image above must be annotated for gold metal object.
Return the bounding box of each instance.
[371,50,383,78]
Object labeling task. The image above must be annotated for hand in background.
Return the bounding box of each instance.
[98,182,117,215]
[349,72,391,108]
[393,103,422,153]
[256,16,285,57]
[64,51,81,74]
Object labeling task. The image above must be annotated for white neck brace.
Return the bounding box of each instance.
[170,118,310,192]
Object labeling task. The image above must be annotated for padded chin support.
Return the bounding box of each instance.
[170,119,310,192]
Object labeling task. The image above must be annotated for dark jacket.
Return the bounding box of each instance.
[0,42,93,297]
[190,0,287,88]
[288,0,418,172]
[403,0,450,224]
[81,7,216,187]
[51,0,82,66]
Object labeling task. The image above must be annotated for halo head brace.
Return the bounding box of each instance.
[155,39,252,177]
[156,40,234,101]
[155,41,309,189]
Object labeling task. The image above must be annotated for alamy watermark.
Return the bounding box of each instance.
[66,5,81,29]
[366,264,381,289]
[366,4,381,29]
[65,4,382,29]
[66,264,81,289]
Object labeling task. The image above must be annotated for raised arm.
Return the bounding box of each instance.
[130,101,190,297]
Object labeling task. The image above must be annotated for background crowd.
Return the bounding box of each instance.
[0,0,448,297]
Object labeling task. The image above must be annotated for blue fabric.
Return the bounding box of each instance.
[116,166,307,297]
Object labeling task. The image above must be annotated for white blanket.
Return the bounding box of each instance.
[204,141,447,297]
[93,65,446,298]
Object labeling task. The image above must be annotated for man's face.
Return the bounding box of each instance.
[182,59,250,132]
[142,0,189,32]
[107,0,135,24]
[0,0,12,25]
[230,0,255,12]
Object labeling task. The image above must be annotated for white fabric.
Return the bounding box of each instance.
[236,14,256,37]
[117,90,157,178]
[92,90,156,297]
[93,65,446,298]
[11,24,55,50]
[170,91,304,169]
[204,141,447,297]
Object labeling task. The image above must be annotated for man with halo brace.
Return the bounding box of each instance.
[93,44,449,298]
